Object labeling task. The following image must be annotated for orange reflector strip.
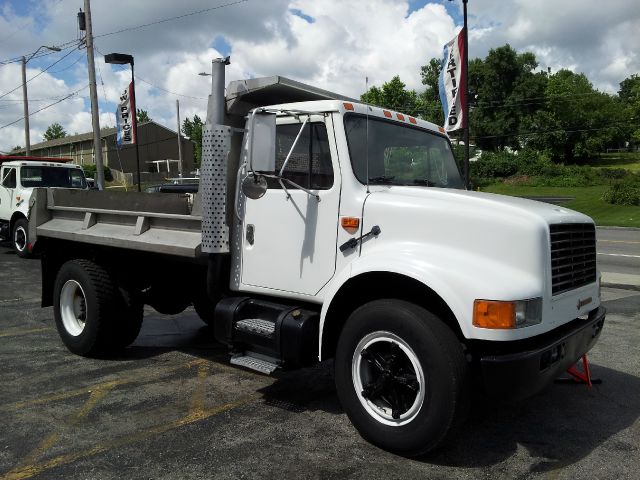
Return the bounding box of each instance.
[438,126,446,133]
[473,300,516,329]
[341,217,360,230]
[409,117,417,124]
[343,102,354,111]
[396,113,405,121]
[383,110,392,118]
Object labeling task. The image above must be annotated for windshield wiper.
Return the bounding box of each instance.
[368,175,395,184]
[412,179,437,187]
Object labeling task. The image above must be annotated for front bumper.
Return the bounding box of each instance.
[480,306,606,401]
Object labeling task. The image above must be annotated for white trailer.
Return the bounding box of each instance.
[29,59,605,455]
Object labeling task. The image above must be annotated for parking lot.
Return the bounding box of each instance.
[1,243,638,480]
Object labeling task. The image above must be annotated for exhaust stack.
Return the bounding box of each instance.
[206,56,230,126]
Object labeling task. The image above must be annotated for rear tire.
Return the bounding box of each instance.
[54,259,118,356]
[334,299,468,456]
[12,218,31,258]
[112,288,144,348]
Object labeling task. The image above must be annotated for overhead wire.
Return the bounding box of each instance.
[0,45,80,100]
[0,84,89,131]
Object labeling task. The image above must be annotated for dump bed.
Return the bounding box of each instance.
[29,188,203,257]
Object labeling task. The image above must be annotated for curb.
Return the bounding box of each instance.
[602,282,640,292]
[597,226,640,232]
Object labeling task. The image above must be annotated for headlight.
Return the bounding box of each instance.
[473,298,543,329]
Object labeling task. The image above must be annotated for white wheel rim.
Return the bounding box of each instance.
[60,280,87,336]
[352,331,425,427]
[14,225,27,252]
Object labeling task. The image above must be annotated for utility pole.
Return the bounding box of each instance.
[81,0,105,190]
[21,57,30,156]
[176,99,183,177]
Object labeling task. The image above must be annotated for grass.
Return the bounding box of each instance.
[482,184,640,228]
[589,152,640,172]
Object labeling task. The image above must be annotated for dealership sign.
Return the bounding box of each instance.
[116,82,136,146]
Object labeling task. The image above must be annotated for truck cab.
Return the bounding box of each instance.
[0,156,86,256]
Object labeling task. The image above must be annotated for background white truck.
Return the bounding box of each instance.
[28,59,605,456]
[0,156,87,257]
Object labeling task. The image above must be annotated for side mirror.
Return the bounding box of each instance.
[248,111,276,173]
[241,174,268,200]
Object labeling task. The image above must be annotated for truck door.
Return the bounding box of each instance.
[0,167,16,221]
[241,115,341,296]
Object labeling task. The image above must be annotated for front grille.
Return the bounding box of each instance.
[550,223,596,295]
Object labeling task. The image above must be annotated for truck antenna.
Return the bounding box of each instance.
[365,76,370,194]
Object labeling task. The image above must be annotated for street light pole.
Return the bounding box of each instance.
[21,45,61,155]
[104,52,141,191]
[463,0,470,189]
[130,60,141,191]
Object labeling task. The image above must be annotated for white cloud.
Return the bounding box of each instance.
[0,0,638,153]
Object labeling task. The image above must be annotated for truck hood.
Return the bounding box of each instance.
[366,186,592,226]
[361,186,594,301]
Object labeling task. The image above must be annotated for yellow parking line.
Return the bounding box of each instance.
[1,395,257,480]
[4,384,115,477]
[0,327,51,338]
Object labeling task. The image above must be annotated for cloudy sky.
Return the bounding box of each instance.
[0,0,638,153]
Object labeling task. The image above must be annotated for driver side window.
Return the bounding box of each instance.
[2,168,16,188]
[269,122,333,190]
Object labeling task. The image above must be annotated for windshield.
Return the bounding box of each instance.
[20,166,87,189]
[344,115,464,189]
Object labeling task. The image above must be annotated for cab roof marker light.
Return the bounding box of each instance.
[343,102,354,111]
[396,113,405,121]
[383,110,392,118]
[409,117,417,124]
[438,126,446,133]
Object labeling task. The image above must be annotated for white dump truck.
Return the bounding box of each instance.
[0,156,87,257]
[29,58,605,455]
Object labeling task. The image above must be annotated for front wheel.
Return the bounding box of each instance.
[335,299,468,456]
[12,218,31,258]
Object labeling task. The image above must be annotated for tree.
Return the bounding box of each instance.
[43,123,66,141]
[419,58,444,125]
[619,74,640,147]
[360,76,425,119]
[182,115,204,166]
[523,70,624,161]
[136,109,151,123]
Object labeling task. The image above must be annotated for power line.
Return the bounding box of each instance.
[0,84,89,131]
[473,121,637,140]
[0,39,81,66]
[93,0,249,39]
[0,46,79,100]
[135,75,207,100]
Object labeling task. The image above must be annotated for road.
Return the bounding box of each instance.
[597,228,640,287]
[0,240,638,480]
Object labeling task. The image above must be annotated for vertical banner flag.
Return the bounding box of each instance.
[116,82,136,146]
[438,28,466,132]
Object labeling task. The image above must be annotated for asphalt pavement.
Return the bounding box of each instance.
[0,238,638,480]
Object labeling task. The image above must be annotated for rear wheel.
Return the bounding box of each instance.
[54,259,117,356]
[12,218,31,258]
[335,299,468,456]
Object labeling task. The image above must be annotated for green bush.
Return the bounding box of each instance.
[602,180,640,206]
[470,151,520,179]
[82,164,113,182]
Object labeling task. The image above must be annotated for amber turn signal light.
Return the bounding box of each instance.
[341,217,360,231]
[473,300,516,329]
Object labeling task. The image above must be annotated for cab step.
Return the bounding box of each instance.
[214,297,319,369]
[230,353,279,374]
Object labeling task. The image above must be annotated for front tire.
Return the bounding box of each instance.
[335,299,468,456]
[12,218,31,258]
